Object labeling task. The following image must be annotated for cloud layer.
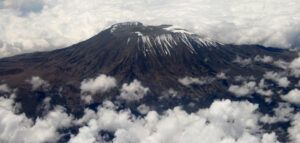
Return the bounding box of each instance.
[0,0,300,57]
[69,99,279,143]
[0,94,73,143]
[0,92,289,143]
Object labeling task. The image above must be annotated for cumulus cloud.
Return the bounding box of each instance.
[26,76,49,90]
[263,71,290,87]
[273,59,290,69]
[288,113,300,143]
[80,74,117,95]
[81,95,93,104]
[281,89,300,105]
[137,104,150,115]
[234,75,255,82]
[0,0,300,57]
[0,84,11,93]
[41,97,52,113]
[261,133,279,143]
[119,79,149,102]
[228,81,256,96]
[160,88,179,100]
[178,76,215,86]
[0,94,74,143]
[254,55,273,63]
[216,72,227,79]
[229,79,274,97]
[290,56,300,77]
[233,56,252,66]
[179,77,203,86]
[69,99,279,143]
[234,55,283,67]
[257,79,273,96]
[0,93,288,143]
[260,103,294,124]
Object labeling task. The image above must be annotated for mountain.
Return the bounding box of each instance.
[0,22,297,114]
[1,22,300,142]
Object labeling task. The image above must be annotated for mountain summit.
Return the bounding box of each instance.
[0,22,296,115]
[107,21,219,56]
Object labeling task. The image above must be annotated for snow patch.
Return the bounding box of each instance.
[164,25,192,34]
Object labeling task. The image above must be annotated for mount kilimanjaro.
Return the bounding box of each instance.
[0,22,297,117]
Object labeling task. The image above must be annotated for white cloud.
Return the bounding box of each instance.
[160,88,178,100]
[290,56,300,77]
[273,59,289,69]
[0,0,300,57]
[0,84,11,93]
[261,133,280,143]
[137,104,150,115]
[216,72,227,79]
[179,77,202,86]
[255,79,273,96]
[234,75,255,82]
[263,71,290,87]
[260,103,294,124]
[254,55,273,63]
[256,89,273,97]
[119,79,149,102]
[233,56,252,66]
[288,113,300,143]
[178,76,215,86]
[228,81,256,96]
[0,0,44,15]
[0,94,74,143]
[281,89,300,105]
[234,55,275,67]
[0,93,286,143]
[41,97,51,114]
[229,79,274,97]
[81,95,93,104]
[26,76,49,90]
[80,74,117,95]
[69,99,279,143]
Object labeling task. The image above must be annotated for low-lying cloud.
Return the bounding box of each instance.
[80,74,117,95]
[119,79,149,102]
[1,80,300,142]
[69,99,279,143]
[281,89,300,105]
[0,94,73,143]
[26,76,49,90]
[0,0,300,57]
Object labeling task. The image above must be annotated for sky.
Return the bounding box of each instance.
[0,0,300,57]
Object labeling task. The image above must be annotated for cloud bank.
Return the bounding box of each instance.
[2,80,300,142]
[0,94,73,143]
[0,0,300,57]
[69,99,279,143]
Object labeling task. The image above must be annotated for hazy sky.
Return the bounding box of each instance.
[0,0,299,57]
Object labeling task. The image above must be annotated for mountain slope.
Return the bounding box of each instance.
[0,22,297,114]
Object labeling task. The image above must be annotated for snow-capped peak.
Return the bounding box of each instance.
[110,21,143,33]
[108,22,220,56]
